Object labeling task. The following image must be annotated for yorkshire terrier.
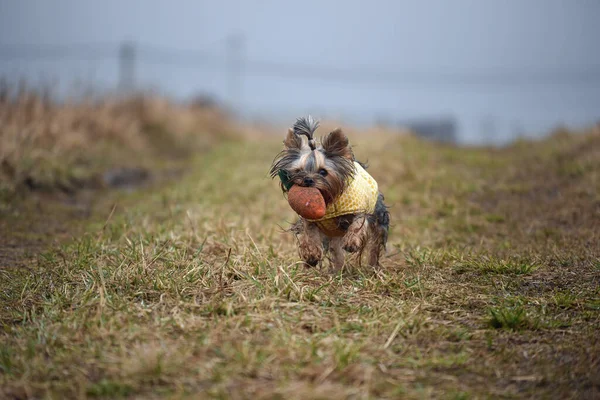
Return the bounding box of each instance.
[270,116,390,271]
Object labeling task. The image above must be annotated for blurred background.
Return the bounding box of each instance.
[1,0,599,145]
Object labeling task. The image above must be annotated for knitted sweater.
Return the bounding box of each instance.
[307,162,378,234]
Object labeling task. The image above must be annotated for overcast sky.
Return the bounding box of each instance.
[1,0,599,143]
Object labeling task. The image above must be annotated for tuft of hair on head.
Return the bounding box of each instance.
[293,115,319,150]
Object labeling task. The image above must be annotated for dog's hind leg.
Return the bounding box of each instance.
[367,193,390,267]
[328,236,345,272]
[367,224,386,267]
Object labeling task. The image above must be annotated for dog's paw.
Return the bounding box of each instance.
[299,242,322,267]
[304,258,320,267]
[343,234,363,253]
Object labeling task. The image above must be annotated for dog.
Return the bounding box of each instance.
[270,116,390,271]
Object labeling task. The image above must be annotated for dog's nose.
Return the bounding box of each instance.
[303,177,314,186]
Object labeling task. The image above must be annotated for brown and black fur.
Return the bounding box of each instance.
[270,116,390,271]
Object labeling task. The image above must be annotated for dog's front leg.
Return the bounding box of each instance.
[343,215,369,253]
[298,220,323,267]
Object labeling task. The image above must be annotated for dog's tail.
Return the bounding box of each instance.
[293,116,319,150]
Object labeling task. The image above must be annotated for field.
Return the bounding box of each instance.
[1,95,599,399]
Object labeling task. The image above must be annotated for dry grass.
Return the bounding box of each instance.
[0,86,238,198]
[1,118,599,399]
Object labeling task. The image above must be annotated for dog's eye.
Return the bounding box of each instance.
[318,169,328,177]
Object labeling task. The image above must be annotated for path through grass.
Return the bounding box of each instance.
[1,130,599,399]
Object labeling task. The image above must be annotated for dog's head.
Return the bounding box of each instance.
[269,116,355,204]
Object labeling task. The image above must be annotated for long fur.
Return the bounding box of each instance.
[293,116,319,149]
[270,116,390,270]
[269,117,355,204]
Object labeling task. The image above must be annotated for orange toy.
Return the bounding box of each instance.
[287,185,326,220]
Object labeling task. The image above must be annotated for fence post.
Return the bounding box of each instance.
[119,42,136,92]
[226,34,244,114]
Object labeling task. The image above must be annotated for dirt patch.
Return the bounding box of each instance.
[0,165,184,270]
[0,191,94,269]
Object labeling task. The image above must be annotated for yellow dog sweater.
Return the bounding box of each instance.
[307,162,379,235]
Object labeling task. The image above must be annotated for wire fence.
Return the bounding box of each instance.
[2,41,600,144]
[3,41,600,87]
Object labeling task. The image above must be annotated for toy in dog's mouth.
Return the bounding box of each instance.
[287,185,327,220]
[318,189,334,205]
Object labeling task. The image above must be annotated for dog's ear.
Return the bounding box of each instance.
[284,128,302,149]
[322,128,353,160]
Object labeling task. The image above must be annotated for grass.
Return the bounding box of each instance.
[1,109,599,398]
[488,305,534,331]
[0,86,238,199]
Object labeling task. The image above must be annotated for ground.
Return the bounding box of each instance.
[1,125,599,399]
